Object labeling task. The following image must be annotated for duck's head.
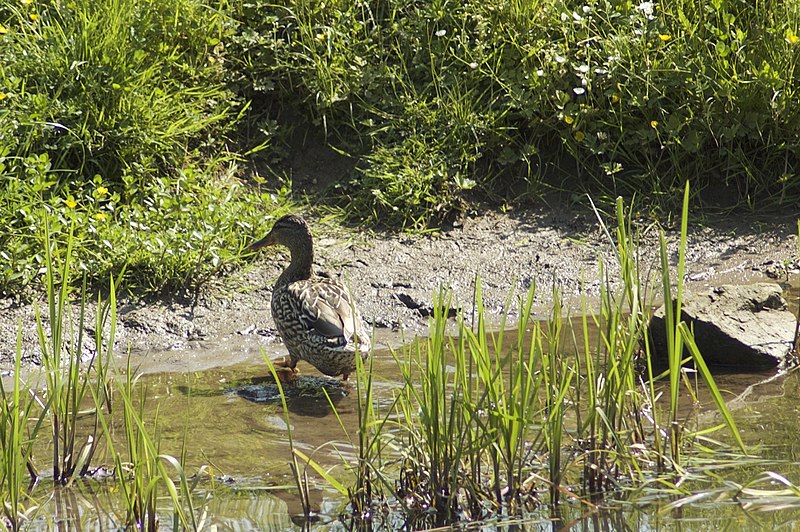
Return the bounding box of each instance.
[250,214,312,251]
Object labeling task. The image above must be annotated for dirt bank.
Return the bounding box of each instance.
[2,201,798,376]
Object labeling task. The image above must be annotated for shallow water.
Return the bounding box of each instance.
[26,357,800,530]
[20,285,800,530]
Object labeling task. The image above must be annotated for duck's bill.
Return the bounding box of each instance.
[248,232,275,251]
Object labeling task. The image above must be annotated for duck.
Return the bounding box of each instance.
[249,214,371,380]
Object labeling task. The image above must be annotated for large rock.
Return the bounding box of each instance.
[649,283,797,369]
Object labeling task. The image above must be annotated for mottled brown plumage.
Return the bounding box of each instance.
[250,215,370,380]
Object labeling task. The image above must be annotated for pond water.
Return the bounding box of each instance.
[21,288,800,530]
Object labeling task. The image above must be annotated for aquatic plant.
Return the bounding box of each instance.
[34,222,113,486]
[93,360,204,531]
[262,355,313,520]
[0,328,45,530]
[334,185,747,527]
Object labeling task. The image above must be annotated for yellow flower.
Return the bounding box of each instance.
[658,34,671,42]
[564,115,574,125]
[611,93,621,104]
[21,0,34,5]
[573,130,585,142]
[315,33,325,41]
[94,212,108,221]
[65,198,77,209]
[787,34,799,45]
[650,120,659,129]
[0,24,7,34]
[97,185,109,196]
[29,13,39,22]
[0,92,6,101]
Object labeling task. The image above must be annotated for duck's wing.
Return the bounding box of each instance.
[288,278,366,348]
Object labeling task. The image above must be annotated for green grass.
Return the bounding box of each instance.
[0,327,44,530]
[34,222,113,486]
[0,221,205,530]
[94,360,204,531]
[1,0,798,297]
[235,0,800,228]
[0,0,291,297]
[327,188,750,528]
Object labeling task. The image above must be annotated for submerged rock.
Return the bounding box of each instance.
[232,375,349,403]
[649,283,797,369]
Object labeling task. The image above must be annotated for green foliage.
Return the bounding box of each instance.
[335,190,748,527]
[0,0,235,183]
[0,160,292,295]
[32,222,119,488]
[0,328,43,530]
[1,0,796,294]
[231,0,800,227]
[94,362,203,531]
[0,0,295,297]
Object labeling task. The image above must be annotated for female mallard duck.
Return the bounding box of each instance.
[250,214,371,380]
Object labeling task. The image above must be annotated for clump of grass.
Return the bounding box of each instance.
[93,359,204,531]
[232,0,800,227]
[340,284,550,529]
[335,185,748,527]
[0,0,235,184]
[34,222,113,486]
[0,327,45,530]
[0,0,292,298]
[262,355,313,521]
[7,215,203,529]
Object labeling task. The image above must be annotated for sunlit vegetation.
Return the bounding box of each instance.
[0,228,204,531]
[0,0,292,297]
[0,190,798,529]
[1,0,798,296]
[237,0,800,228]
[1,0,799,524]
[302,188,784,528]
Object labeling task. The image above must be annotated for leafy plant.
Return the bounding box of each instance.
[333,187,748,527]
[229,0,800,226]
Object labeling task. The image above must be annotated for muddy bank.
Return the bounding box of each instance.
[1,202,798,375]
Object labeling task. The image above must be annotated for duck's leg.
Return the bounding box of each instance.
[272,355,300,382]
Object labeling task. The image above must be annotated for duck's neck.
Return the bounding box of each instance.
[275,237,314,287]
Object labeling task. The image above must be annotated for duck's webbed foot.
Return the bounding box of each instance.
[272,355,299,383]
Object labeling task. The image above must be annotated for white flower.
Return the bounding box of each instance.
[435,29,446,37]
[636,1,655,19]
[578,64,590,73]
[573,87,586,95]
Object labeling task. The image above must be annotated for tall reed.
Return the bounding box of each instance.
[0,327,46,530]
[340,185,747,526]
[30,221,117,487]
[93,357,202,531]
[262,355,312,520]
